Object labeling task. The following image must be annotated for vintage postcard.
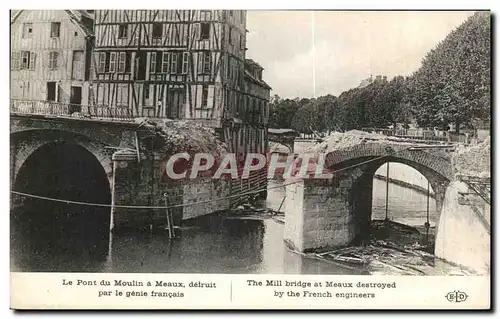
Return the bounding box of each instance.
[9,9,491,310]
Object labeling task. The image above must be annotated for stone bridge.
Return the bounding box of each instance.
[10,113,232,242]
[283,132,490,273]
[283,135,454,252]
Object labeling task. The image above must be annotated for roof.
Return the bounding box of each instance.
[245,58,264,70]
[10,10,94,37]
[244,70,272,90]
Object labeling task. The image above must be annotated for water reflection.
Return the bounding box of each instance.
[11,203,365,274]
[12,172,436,274]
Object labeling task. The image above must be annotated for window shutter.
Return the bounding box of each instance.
[182,52,189,74]
[118,52,126,72]
[109,52,116,72]
[98,52,105,73]
[11,52,16,70]
[150,52,156,74]
[29,52,36,70]
[162,52,170,73]
[197,52,203,74]
[171,53,178,74]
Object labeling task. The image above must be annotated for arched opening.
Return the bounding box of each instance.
[11,142,111,271]
[371,162,437,251]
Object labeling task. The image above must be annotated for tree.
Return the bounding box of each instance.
[290,95,343,133]
[408,12,491,132]
[268,97,309,129]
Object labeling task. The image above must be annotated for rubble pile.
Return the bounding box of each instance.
[452,136,490,178]
[304,130,418,154]
[309,220,475,276]
[269,142,291,154]
[134,118,228,157]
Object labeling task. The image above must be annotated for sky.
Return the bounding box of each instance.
[245,11,476,99]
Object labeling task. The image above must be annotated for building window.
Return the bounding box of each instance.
[182,52,189,74]
[240,35,245,50]
[13,51,35,70]
[22,23,33,39]
[98,52,106,73]
[118,24,128,39]
[109,52,117,72]
[229,28,233,45]
[72,50,84,79]
[49,51,59,70]
[198,51,211,74]
[116,84,129,106]
[17,51,36,70]
[150,52,165,74]
[199,23,210,40]
[51,22,61,38]
[201,85,209,108]
[152,23,163,38]
[200,10,211,20]
[143,84,150,99]
[162,52,170,73]
[25,51,33,70]
[118,52,126,72]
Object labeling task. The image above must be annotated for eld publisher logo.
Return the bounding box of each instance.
[445,291,468,303]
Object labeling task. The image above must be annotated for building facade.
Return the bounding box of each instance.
[90,10,270,155]
[10,10,94,106]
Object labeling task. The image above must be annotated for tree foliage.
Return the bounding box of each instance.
[268,96,310,129]
[407,12,491,131]
[267,12,490,134]
[290,95,343,133]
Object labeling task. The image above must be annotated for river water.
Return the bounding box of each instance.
[11,164,440,274]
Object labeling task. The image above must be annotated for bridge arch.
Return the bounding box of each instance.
[325,143,452,247]
[11,129,114,187]
[10,130,114,269]
[283,142,453,253]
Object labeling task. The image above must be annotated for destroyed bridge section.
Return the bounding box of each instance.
[284,132,454,253]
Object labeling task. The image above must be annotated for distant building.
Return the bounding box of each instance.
[10,10,94,106]
[357,74,388,88]
[357,76,373,88]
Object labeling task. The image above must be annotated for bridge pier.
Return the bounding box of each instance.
[283,169,371,252]
[111,149,233,231]
[435,181,490,274]
[111,149,167,230]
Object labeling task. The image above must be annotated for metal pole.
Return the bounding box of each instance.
[385,163,389,220]
[425,180,430,244]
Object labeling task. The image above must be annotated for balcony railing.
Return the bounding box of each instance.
[10,99,136,121]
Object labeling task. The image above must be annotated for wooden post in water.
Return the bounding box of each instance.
[385,163,390,220]
[164,193,175,239]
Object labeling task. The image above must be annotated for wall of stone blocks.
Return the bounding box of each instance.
[181,178,231,220]
[111,152,232,229]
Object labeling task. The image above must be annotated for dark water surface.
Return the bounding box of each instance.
[11,177,437,274]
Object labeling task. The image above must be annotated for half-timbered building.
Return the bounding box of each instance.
[10,10,94,106]
[90,10,270,156]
